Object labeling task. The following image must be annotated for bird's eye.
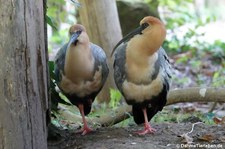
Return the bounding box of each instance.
[141,23,149,30]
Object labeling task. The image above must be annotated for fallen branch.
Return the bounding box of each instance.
[59,87,225,127]
[98,87,225,126]
[94,105,132,127]
[58,104,132,127]
[167,87,225,105]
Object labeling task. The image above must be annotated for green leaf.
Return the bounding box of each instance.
[109,89,122,109]
[213,72,220,79]
[46,15,57,31]
[48,61,55,79]
[206,17,211,23]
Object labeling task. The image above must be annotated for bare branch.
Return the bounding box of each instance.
[167,87,225,105]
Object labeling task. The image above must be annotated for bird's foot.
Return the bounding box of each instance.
[135,123,156,135]
[76,126,92,135]
[81,126,92,135]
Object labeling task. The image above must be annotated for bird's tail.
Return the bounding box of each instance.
[83,100,92,116]
[132,82,169,125]
[132,105,158,125]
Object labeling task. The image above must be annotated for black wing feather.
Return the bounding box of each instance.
[54,44,68,82]
[91,43,109,84]
[113,43,127,95]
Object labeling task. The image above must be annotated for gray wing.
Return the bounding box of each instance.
[113,46,172,91]
[54,44,68,83]
[91,43,109,84]
[113,43,127,93]
[158,47,172,80]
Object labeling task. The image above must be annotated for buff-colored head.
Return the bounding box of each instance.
[140,16,164,25]
[138,16,166,55]
[69,24,86,35]
[139,16,166,40]
[68,24,89,44]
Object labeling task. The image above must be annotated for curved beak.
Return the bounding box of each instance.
[111,23,149,56]
[67,30,82,48]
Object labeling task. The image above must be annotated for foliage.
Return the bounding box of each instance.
[49,29,69,49]
[46,0,81,51]
[46,15,57,31]
[46,0,80,30]
[48,61,71,113]
[159,0,213,53]
[144,0,225,63]
[152,0,225,88]
[212,68,225,87]
[152,108,219,125]
[47,0,67,30]
[109,88,122,109]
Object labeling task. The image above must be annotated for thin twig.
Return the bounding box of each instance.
[187,122,203,135]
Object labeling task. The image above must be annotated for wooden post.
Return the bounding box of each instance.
[0,0,48,148]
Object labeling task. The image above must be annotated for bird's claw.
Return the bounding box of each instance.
[76,127,92,135]
[135,124,156,135]
[135,128,156,135]
[81,127,92,135]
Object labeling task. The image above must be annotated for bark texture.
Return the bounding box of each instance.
[0,0,48,148]
[78,0,122,103]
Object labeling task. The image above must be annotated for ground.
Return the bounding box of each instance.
[48,122,225,149]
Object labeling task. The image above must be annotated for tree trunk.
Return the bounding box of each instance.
[0,0,48,149]
[78,0,122,103]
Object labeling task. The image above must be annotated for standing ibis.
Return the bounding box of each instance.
[54,24,109,135]
[112,16,172,135]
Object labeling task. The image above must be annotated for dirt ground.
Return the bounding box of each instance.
[48,123,225,149]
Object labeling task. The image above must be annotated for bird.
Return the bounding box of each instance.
[111,16,172,135]
[54,24,109,135]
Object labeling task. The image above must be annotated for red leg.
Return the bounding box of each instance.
[77,104,92,135]
[135,108,156,135]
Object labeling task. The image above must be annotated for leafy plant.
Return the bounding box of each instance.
[109,89,122,109]
[212,69,225,87]
[49,61,71,112]
[46,0,80,32]
[153,0,223,59]
[46,15,58,31]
